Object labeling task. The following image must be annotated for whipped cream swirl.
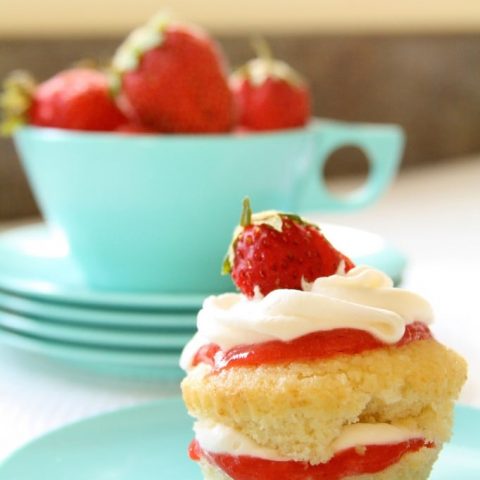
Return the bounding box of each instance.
[180,266,433,370]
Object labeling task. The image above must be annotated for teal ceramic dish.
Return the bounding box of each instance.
[0,291,198,328]
[0,398,477,479]
[0,326,184,371]
[0,223,406,308]
[0,224,205,310]
[14,120,404,293]
[0,309,193,348]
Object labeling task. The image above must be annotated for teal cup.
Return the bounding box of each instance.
[14,119,404,293]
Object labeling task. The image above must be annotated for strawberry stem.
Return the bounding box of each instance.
[251,36,273,62]
[240,197,252,227]
[0,70,36,136]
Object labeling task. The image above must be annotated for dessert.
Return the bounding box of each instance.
[181,200,467,480]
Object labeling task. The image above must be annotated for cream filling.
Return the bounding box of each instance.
[180,266,433,370]
[194,421,423,462]
[194,421,286,461]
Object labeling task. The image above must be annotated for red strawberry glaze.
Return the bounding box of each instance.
[189,438,434,480]
[192,322,432,371]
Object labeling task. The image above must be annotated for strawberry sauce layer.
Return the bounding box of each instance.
[192,322,432,371]
[189,438,434,480]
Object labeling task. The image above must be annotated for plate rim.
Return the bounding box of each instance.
[0,326,185,365]
[0,309,194,348]
[0,290,199,327]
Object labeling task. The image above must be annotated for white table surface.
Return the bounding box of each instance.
[0,158,479,461]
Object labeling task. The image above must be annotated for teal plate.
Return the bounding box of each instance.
[0,326,184,370]
[0,224,206,310]
[0,398,477,479]
[0,291,198,328]
[0,309,193,348]
[0,224,405,309]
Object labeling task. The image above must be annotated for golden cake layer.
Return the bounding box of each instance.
[182,339,467,464]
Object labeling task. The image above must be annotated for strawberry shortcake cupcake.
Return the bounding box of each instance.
[181,199,467,480]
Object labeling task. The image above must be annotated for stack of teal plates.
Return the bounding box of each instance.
[0,222,406,378]
[0,224,206,378]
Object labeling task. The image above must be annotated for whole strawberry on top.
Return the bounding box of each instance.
[112,13,234,134]
[0,68,127,135]
[223,198,354,298]
[230,39,311,131]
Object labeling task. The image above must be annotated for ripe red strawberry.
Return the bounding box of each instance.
[0,68,127,134]
[223,199,354,298]
[230,40,311,131]
[112,13,234,133]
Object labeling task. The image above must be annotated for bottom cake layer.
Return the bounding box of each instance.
[196,445,440,480]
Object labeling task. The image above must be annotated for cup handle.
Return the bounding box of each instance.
[296,119,405,212]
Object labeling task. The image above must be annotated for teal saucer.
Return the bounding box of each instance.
[0,291,198,328]
[320,223,406,285]
[0,398,477,479]
[0,309,193,348]
[0,223,406,309]
[0,224,206,309]
[0,326,183,372]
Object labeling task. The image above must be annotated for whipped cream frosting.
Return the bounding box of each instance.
[180,266,433,370]
[194,421,422,461]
